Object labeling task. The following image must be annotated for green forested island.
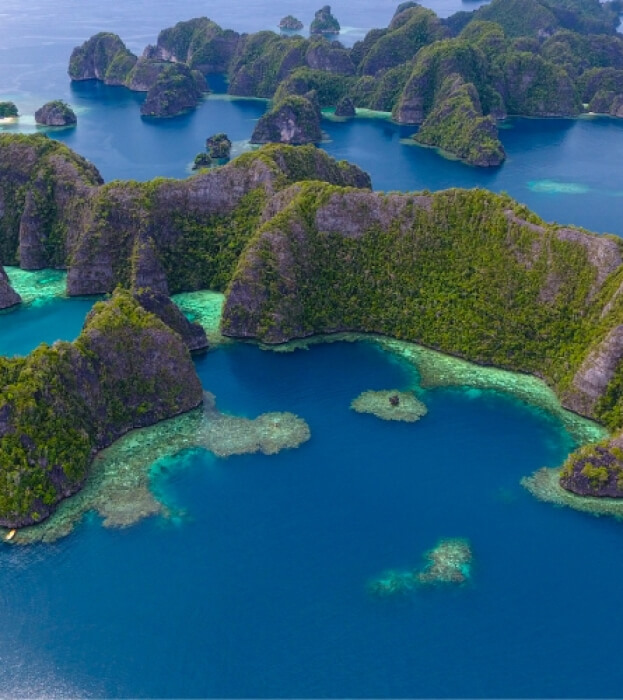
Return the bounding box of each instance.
[2,132,623,525]
[68,0,623,164]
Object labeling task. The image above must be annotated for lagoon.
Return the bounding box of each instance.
[2,0,623,696]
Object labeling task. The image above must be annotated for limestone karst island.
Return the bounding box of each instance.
[6,0,623,696]
[2,0,623,532]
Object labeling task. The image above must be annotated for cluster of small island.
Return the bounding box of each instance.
[2,0,623,537]
[38,0,623,166]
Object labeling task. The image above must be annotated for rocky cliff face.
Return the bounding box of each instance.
[221,183,623,427]
[0,136,366,296]
[0,289,203,527]
[133,288,208,352]
[0,134,103,269]
[0,265,20,309]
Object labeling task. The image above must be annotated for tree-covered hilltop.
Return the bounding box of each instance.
[0,135,370,296]
[221,181,623,427]
[251,95,322,144]
[68,0,623,165]
[0,289,202,527]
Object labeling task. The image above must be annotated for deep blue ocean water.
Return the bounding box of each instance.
[3,337,623,698]
[2,1,623,697]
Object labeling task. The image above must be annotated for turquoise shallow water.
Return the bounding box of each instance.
[2,1,623,696]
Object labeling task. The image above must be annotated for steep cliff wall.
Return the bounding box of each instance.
[0,134,103,269]
[221,182,623,429]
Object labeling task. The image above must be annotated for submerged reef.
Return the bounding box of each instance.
[350,389,427,422]
[7,394,310,544]
[172,290,227,347]
[199,393,310,457]
[417,538,473,585]
[368,538,473,596]
[4,267,67,304]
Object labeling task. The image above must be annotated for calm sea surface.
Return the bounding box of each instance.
[2,2,623,697]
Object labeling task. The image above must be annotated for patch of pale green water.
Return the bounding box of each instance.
[351,389,427,423]
[527,180,591,194]
[399,138,464,162]
[172,290,228,347]
[8,392,310,544]
[522,466,623,521]
[5,266,66,303]
[206,94,269,104]
[261,332,606,445]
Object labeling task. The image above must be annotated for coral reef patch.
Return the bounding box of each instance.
[350,389,427,422]
[417,538,473,585]
[199,393,311,457]
[368,538,473,596]
[172,290,227,347]
[6,393,310,544]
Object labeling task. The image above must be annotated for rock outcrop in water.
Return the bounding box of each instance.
[0,102,18,118]
[68,32,138,84]
[34,101,77,127]
[413,74,505,166]
[206,133,232,160]
[0,265,20,309]
[279,16,304,32]
[310,6,340,36]
[0,289,203,527]
[558,436,623,497]
[140,63,208,117]
[251,96,322,144]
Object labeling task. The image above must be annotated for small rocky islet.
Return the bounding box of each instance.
[67,0,623,164]
[34,99,77,126]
